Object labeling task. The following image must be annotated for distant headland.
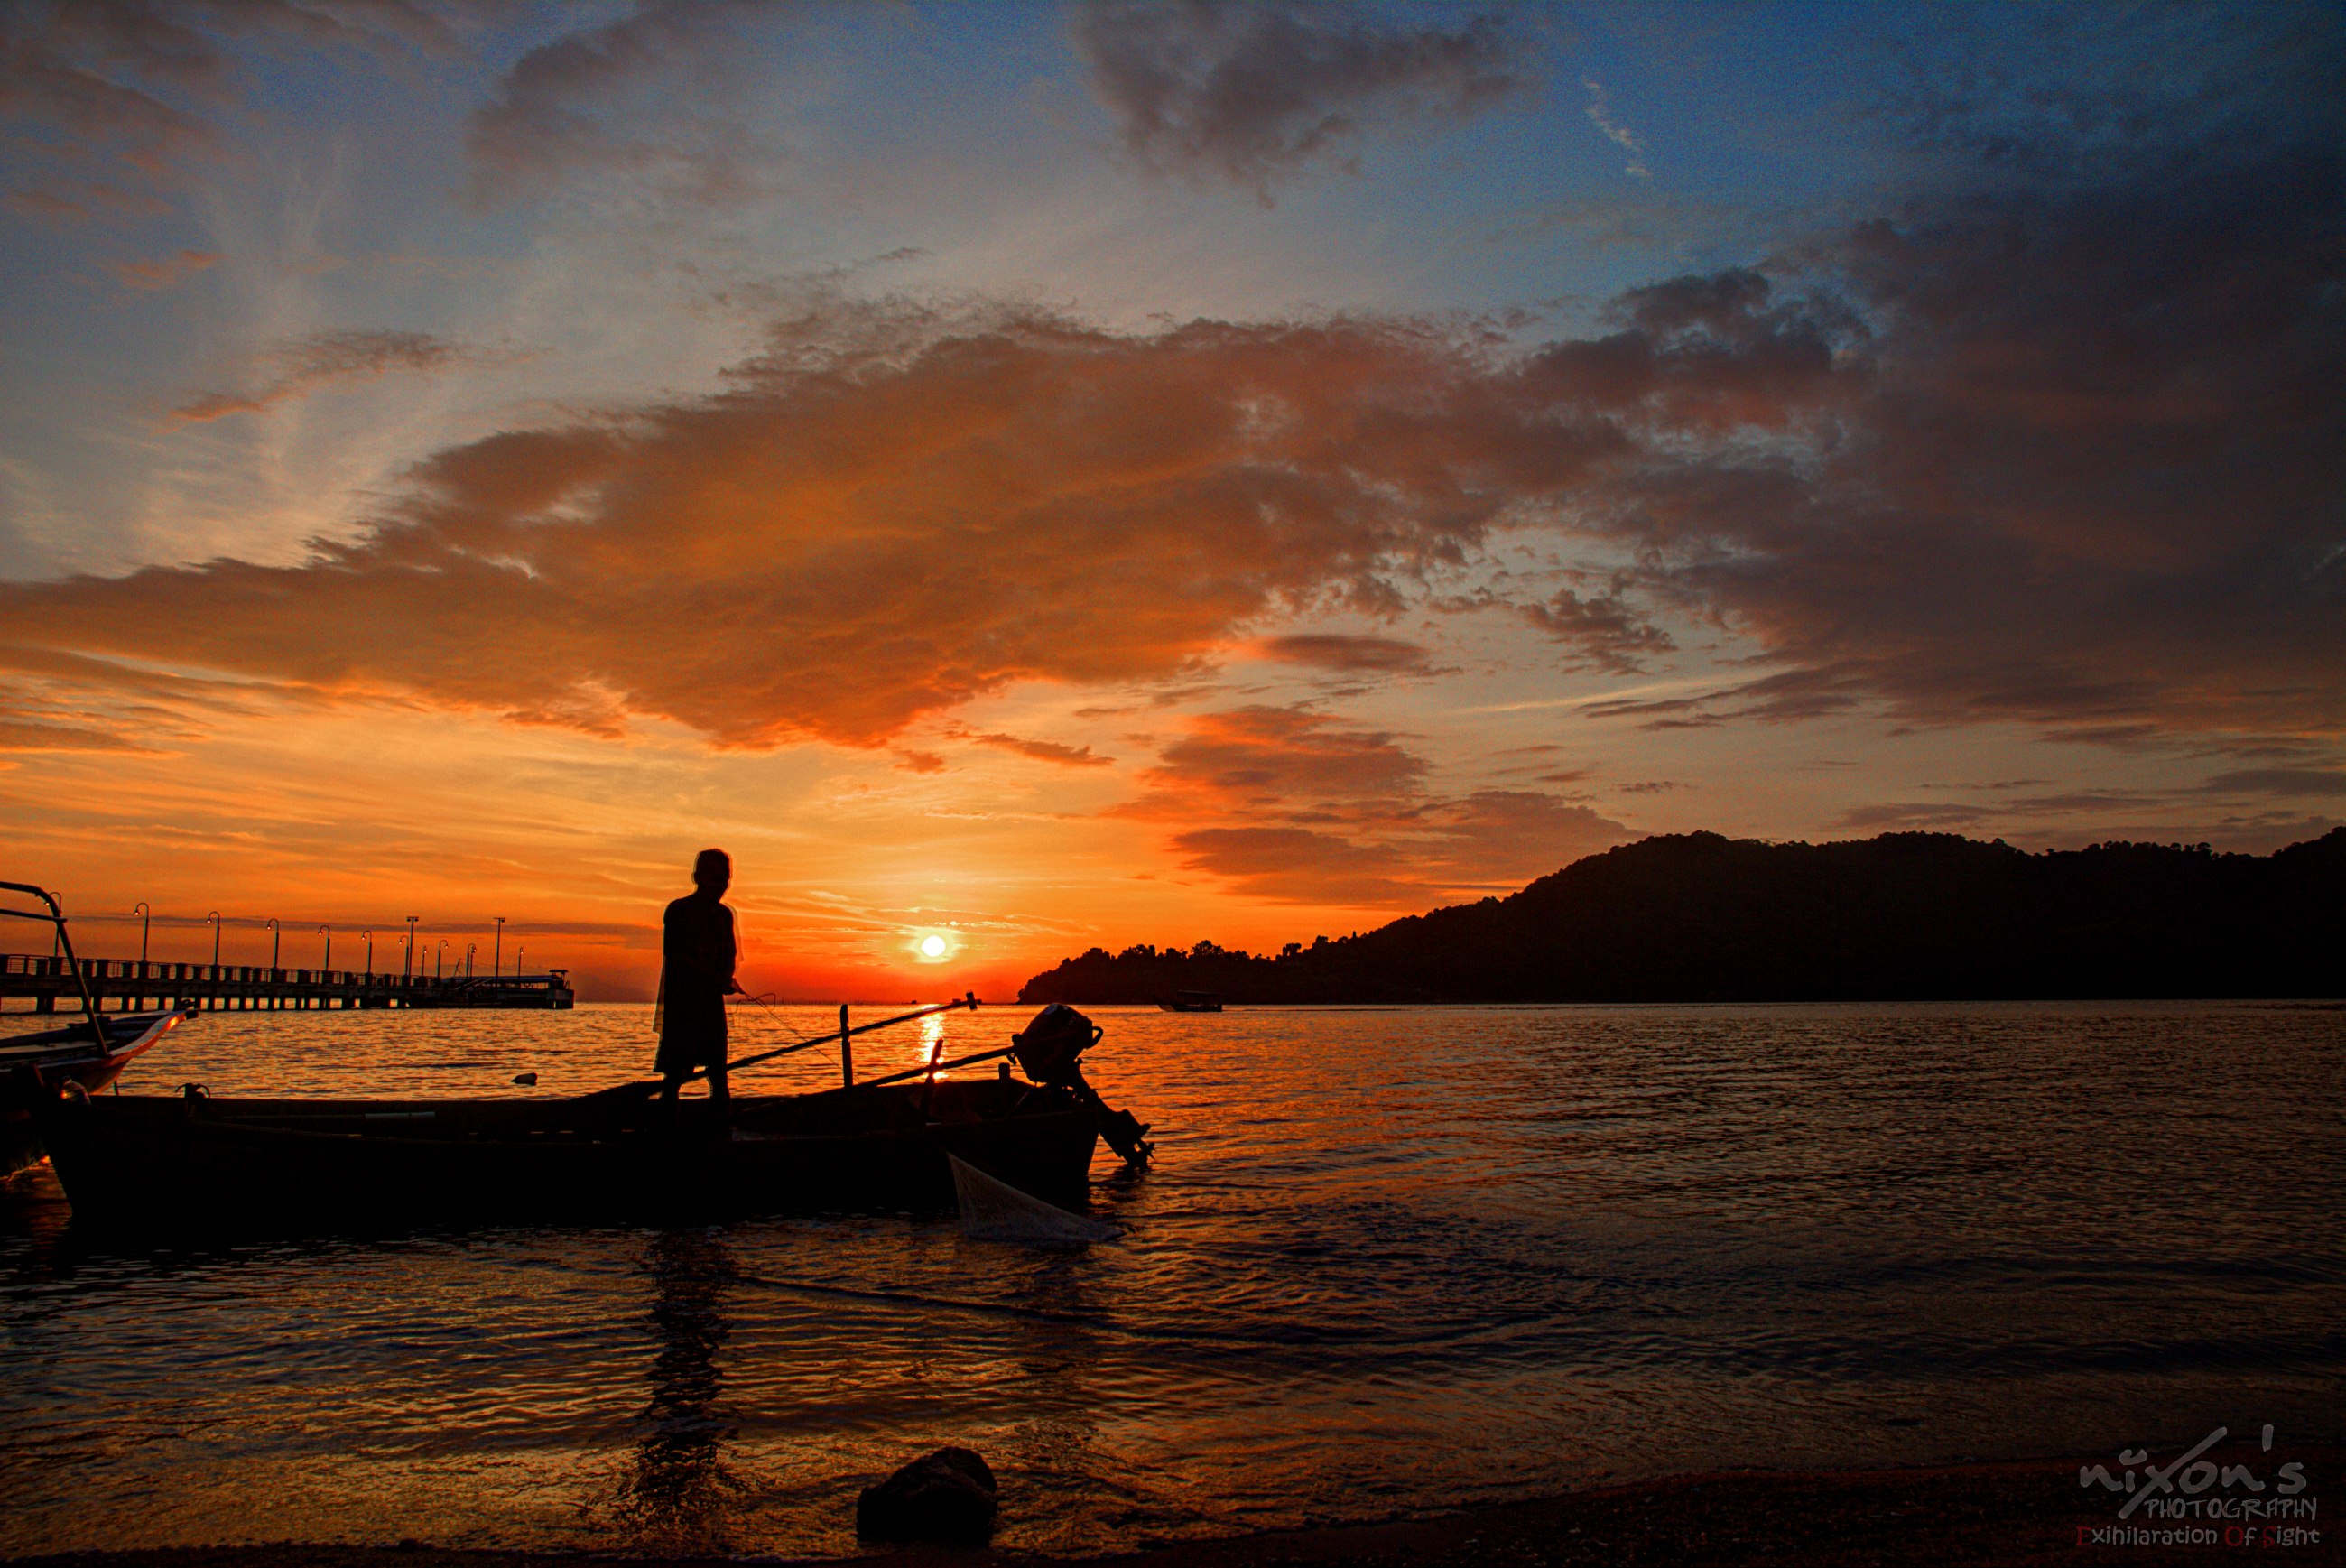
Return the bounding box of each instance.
[1018,829,2346,1005]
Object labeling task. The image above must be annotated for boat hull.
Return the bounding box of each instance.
[2,1009,187,1177]
[35,1078,1100,1232]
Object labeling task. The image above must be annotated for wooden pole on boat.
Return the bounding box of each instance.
[569,993,978,1109]
[719,992,976,1077]
[839,1041,1019,1091]
[839,1002,852,1087]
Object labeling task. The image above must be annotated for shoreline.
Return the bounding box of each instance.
[11,1445,2337,1568]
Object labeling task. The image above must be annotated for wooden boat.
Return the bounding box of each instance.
[2,1008,189,1176]
[24,969,1148,1236]
[3,878,194,1176]
[36,1075,1105,1231]
[1158,990,1223,1012]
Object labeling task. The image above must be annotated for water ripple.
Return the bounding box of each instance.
[1,999,2340,1557]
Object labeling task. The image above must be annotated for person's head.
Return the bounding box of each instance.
[691,848,731,896]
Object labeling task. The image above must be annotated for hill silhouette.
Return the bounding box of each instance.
[1017,829,2346,1005]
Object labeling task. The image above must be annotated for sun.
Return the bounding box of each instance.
[909,928,960,963]
[919,934,948,959]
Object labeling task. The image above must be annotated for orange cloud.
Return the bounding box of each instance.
[106,246,220,291]
[6,188,86,223]
[7,133,2341,788]
[1175,789,1632,903]
[0,716,154,754]
[1252,633,1435,673]
[5,178,172,224]
[0,304,1629,752]
[1126,706,1633,904]
[1514,588,1674,673]
[1140,705,1426,805]
[960,731,1115,768]
[164,329,518,425]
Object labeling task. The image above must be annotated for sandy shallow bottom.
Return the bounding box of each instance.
[9,1443,2338,1568]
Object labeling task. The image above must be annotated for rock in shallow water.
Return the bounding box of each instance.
[855,1446,998,1542]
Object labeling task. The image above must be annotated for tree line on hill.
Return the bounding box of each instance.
[1016,829,2346,1005]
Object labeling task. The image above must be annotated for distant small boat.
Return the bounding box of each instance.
[1158,990,1223,1013]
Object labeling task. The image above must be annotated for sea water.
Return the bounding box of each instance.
[1,1000,2340,1556]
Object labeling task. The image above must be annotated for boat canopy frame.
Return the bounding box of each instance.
[1,881,103,1039]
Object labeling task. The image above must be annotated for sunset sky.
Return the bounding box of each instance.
[2,1,2339,999]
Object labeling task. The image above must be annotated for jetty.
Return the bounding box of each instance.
[0,952,572,1013]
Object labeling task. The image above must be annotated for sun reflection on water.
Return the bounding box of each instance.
[908,1010,949,1073]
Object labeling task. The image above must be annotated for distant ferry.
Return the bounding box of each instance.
[1158,990,1223,1013]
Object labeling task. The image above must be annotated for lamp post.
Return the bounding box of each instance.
[493,915,505,979]
[436,939,448,979]
[404,915,419,980]
[266,917,281,974]
[132,902,151,967]
[207,911,222,972]
[362,929,374,982]
[465,942,477,979]
[515,945,524,979]
[319,924,332,974]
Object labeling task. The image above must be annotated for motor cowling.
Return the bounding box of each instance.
[1009,1003,1098,1087]
[1010,1005,1152,1166]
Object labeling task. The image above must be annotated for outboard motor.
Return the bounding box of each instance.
[1010,1005,1153,1166]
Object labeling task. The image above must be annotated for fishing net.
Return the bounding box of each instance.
[949,1154,1121,1247]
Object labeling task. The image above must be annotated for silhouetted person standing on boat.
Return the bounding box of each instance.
[656,849,740,1108]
